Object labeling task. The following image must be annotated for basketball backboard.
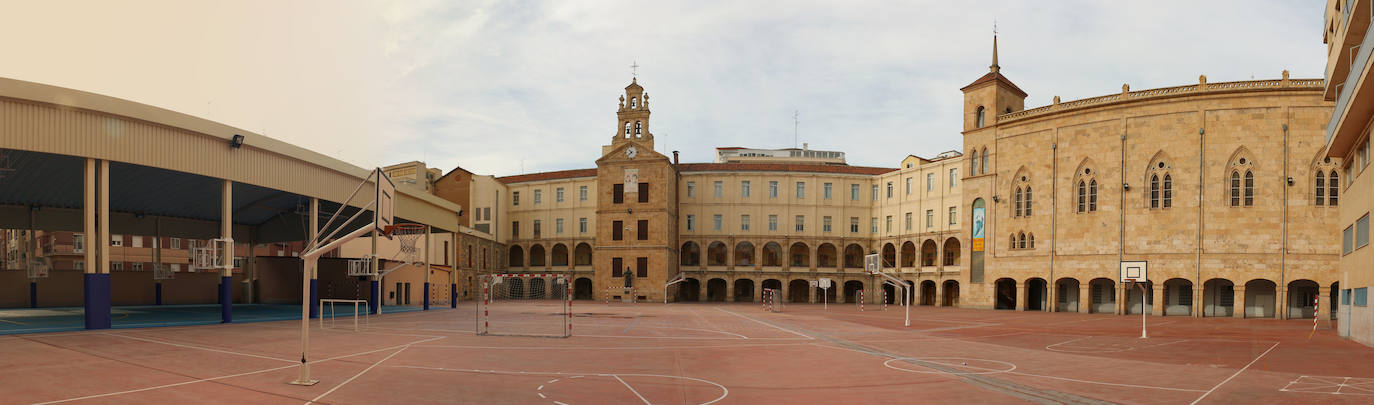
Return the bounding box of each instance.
[1120,261,1148,282]
[375,168,395,234]
[864,254,880,274]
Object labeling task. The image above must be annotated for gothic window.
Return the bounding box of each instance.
[1076,166,1098,213]
[1014,187,1023,217]
[1162,174,1172,208]
[630,97,637,108]
[634,121,642,137]
[980,148,988,174]
[976,106,986,128]
[1077,180,1086,213]
[1330,170,1340,206]
[1088,179,1098,212]
[1017,232,1026,249]
[1316,171,1326,206]
[1150,174,1160,209]
[1228,151,1254,207]
[1024,186,1032,216]
[1243,171,1254,206]
[1027,233,1035,249]
[1010,234,1016,250]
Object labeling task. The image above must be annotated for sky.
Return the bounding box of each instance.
[0,1,1328,177]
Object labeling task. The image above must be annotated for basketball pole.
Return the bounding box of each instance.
[1138,282,1147,339]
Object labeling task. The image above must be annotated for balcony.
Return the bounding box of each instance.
[1329,6,1374,156]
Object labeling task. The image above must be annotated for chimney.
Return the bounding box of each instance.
[803,143,809,151]
[672,150,680,165]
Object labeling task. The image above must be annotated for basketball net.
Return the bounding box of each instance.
[387,224,427,265]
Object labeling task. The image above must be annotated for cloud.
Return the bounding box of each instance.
[0,0,1327,177]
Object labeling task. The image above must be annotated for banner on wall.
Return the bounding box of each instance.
[971,206,985,252]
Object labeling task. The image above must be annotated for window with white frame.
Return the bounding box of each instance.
[579,186,588,201]
[579,217,588,233]
[851,184,859,200]
[111,234,123,247]
[713,181,723,198]
[686,215,695,231]
[905,212,912,230]
[556,187,564,203]
[927,173,934,191]
[74,233,85,253]
[534,189,542,204]
[871,218,878,233]
[823,216,832,233]
[769,181,779,198]
[556,218,564,234]
[741,181,751,198]
[171,237,181,249]
[769,215,778,231]
[795,215,804,231]
[850,217,859,233]
[948,206,957,225]
[713,214,723,231]
[741,215,750,231]
[795,182,805,199]
[926,210,934,228]
[949,168,958,188]
[824,183,832,199]
[687,181,696,197]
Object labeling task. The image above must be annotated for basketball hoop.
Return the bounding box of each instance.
[382,223,427,264]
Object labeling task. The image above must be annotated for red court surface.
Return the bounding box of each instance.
[3,302,1373,404]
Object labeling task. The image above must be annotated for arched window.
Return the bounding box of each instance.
[1017,232,1026,249]
[1150,174,1160,209]
[1010,234,1017,249]
[970,150,979,175]
[1077,180,1086,213]
[624,122,631,138]
[634,121,642,137]
[1162,174,1172,208]
[1024,186,1033,216]
[1330,170,1340,206]
[1230,171,1241,207]
[976,106,986,128]
[980,148,988,174]
[1088,179,1098,212]
[1028,233,1035,249]
[630,97,637,108]
[1316,171,1325,206]
[1014,187,1023,217]
[1243,170,1254,206]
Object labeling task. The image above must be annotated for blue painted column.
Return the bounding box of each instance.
[220,276,232,323]
[451,283,458,308]
[30,282,37,308]
[84,274,111,329]
[369,280,380,314]
[155,283,162,305]
[423,282,430,310]
[309,279,319,318]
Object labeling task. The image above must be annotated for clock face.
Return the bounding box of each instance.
[625,145,638,159]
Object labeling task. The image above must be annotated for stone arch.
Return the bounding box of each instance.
[1055,277,1080,312]
[574,277,593,300]
[1202,278,1235,317]
[762,279,783,296]
[789,242,810,267]
[920,280,937,306]
[1285,279,1320,319]
[680,241,701,266]
[677,278,700,302]
[817,243,837,268]
[762,242,783,266]
[844,280,865,303]
[508,245,524,268]
[1145,150,1174,209]
[942,280,960,306]
[882,243,896,267]
[942,238,961,265]
[900,241,916,267]
[706,278,727,302]
[528,244,546,267]
[733,279,755,302]
[1162,278,1193,316]
[788,279,811,303]
[1244,279,1277,318]
[920,239,938,266]
[734,241,755,267]
[1073,158,1099,213]
[843,243,864,269]
[1026,277,1048,311]
[994,278,1017,310]
[707,241,728,266]
[551,243,569,267]
[574,243,592,266]
[1088,278,1116,314]
[1227,147,1256,207]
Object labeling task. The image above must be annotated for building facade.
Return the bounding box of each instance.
[1324,0,1374,346]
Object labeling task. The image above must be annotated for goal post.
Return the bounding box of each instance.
[477,274,571,338]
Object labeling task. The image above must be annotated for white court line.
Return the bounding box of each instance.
[713,308,813,339]
[689,307,739,339]
[1188,342,1279,404]
[613,374,653,405]
[308,345,412,404]
[103,332,296,363]
[33,335,445,405]
[413,342,816,351]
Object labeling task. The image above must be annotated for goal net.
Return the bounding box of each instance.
[477,274,571,338]
[762,288,783,313]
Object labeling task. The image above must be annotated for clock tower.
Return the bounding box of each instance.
[594,77,679,302]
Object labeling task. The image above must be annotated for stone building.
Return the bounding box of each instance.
[1322,0,1374,347]
[961,35,1338,318]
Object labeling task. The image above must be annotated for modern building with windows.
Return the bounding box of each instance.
[1323,0,1374,346]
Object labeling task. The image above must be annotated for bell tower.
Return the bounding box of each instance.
[960,33,1027,132]
[612,78,654,150]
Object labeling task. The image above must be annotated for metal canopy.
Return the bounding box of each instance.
[0,149,414,244]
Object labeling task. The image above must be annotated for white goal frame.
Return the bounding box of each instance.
[477,273,572,338]
[319,299,369,331]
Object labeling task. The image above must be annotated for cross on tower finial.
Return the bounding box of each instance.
[630,61,640,79]
[993,19,997,36]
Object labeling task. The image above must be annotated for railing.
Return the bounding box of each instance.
[1329,5,1374,144]
[997,76,1324,124]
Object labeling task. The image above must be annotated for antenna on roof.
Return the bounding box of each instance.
[794,110,799,149]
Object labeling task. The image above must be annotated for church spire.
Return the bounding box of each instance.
[990,23,1000,73]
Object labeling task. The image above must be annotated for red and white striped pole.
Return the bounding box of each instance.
[859,289,865,312]
[883,289,888,311]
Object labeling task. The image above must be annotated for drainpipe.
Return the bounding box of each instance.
[1119,133,1126,315]
[1280,123,1288,317]
[1050,141,1057,311]
[1197,128,1204,317]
